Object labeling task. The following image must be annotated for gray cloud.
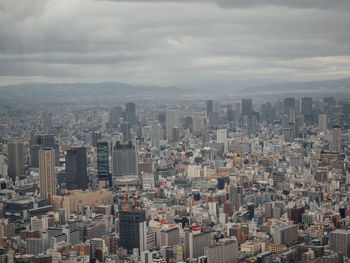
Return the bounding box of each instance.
[0,0,349,85]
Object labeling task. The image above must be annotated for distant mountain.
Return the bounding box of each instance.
[0,82,180,104]
[237,77,350,96]
[1,77,350,105]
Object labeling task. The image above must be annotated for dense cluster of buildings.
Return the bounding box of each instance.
[0,96,350,262]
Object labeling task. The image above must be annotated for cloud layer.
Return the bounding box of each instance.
[0,0,349,86]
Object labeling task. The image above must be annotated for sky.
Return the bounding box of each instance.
[0,0,350,86]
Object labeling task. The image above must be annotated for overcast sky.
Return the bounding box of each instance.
[1,0,350,86]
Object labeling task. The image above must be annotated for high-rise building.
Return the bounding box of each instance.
[151,123,163,147]
[229,186,243,211]
[324,97,336,105]
[332,125,341,152]
[242,99,253,117]
[166,110,178,141]
[32,134,58,168]
[7,141,24,181]
[284,98,295,120]
[207,100,213,115]
[318,114,327,131]
[110,106,123,127]
[43,112,52,133]
[39,148,56,203]
[301,97,313,123]
[329,229,350,257]
[216,129,227,150]
[119,209,147,253]
[125,102,136,125]
[97,142,111,185]
[112,141,138,176]
[65,147,88,190]
[120,121,132,143]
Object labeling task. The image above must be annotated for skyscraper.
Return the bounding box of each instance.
[119,209,146,253]
[97,142,111,185]
[110,106,123,127]
[112,141,138,177]
[43,112,52,133]
[241,99,253,117]
[120,121,131,143]
[125,102,136,125]
[284,97,295,120]
[318,114,327,131]
[166,110,178,141]
[31,134,58,168]
[65,147,88,190]
[39,148,56,203]
[206,100,213,115]
[332,125,341,152]
[301,97,313,123]
[7,141,24,181]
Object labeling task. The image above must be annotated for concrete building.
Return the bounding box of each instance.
[39,148,56,203]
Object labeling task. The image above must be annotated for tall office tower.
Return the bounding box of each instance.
[332,125,342,152]
[112,141,138,177]
[241,99,253,117]
[318,114,327,131]
[247,115,257,136]
[229,186,243,211]
[101,112,109,130]
[125,102,136,125]
[329,229,350,257]
[260,104,268,121]
[284,97,295,119]
[39,148,56,203]
[7,141,24,181]
[301,97,313,123]
[166,110,178,141]
[97,142,110,185]
[120,121,132,143]
[151,123,163,147]
[43,112,52,133]
[32,134,58,168]
[65,147,88,190]
[90,238,106,263]
[324,97,336,106]
[119,209,146,253]
[110,106,123,128]
[206,100,213,115]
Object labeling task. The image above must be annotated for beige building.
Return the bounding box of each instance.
[39,148,56,203]
[52,189,114,214]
